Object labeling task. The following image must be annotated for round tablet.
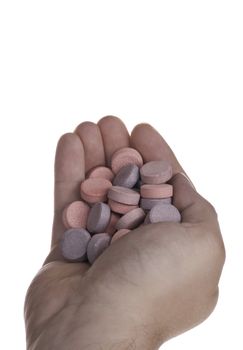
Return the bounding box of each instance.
[80,178,112,204]
[113,164,140,188]
[140,160,173,184]
[61,228,91,262]
[62,200,90,229]
[140,184,173,198]
[111,147,143,174]
[147,203,181,223]
[87,166,114,182]
[87,233,111,264]
[110,229,131,244]
[87,202,111,233]
[116,208,146,230]
[108,186,140,205]
[105,212,121,235]
[108,199,139,214]
[140,197,172,210]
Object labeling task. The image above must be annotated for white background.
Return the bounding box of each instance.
[0,1,242,349]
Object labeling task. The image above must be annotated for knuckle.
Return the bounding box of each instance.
[200,222,226,267]
[217,237,226,265]
[209,229,226,266]
[207,200,218,219]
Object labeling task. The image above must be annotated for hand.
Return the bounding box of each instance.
[24,116,225,350]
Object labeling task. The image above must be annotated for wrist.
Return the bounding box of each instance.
[73,277,164,350]
[29,302,161,350]
[31,323,159,350]
[72,289,162,350]
[67,305,160,350]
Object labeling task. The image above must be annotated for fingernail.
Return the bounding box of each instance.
[179,172,196,191]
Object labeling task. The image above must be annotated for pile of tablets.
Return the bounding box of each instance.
[61,147,181,264]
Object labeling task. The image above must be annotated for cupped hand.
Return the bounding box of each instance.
[24,116,225,350]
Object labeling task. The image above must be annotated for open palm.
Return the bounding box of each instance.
[24,116,225,350]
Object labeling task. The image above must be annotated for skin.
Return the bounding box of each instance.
[24,116,225,350]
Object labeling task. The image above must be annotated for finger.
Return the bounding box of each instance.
[75,121,105,174]
[51,133,85,249]
[98,115,130,166]
[131,123,185,176]
[170,173,218,226]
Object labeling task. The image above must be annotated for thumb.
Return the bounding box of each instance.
[170,173,218,225]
